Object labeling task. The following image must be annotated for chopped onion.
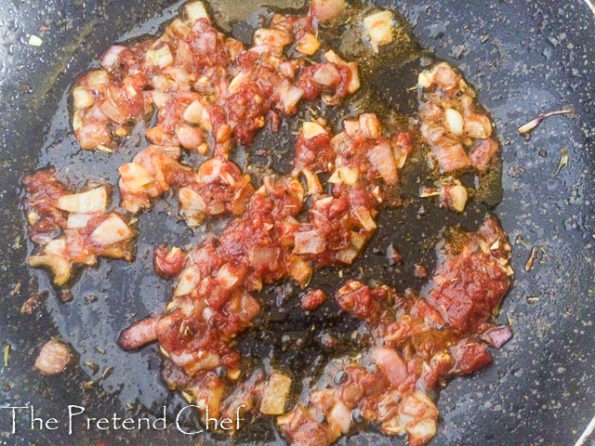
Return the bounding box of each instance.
[482,325,513,349]
[28,254,72,286]
[310,0,345,22]
[34,340,71,375]
[313,64,341,87]
[183,99,211,130]
[56,186,108,214]
[178,187,206,212]
[66,213,94,229]
[329,401,352,434]
[216,264,241,289]
[294,230,325,254]
[184,1,210,23]
[363,10,394,52]
[174,265,201,296]
[249,246,281,265]
[302,121,327,139]
[328,166,359,185]
[260,371,292,415]
[72,86,94,109]
[407,419,437,443]
[445,108,464,136]
[119,162,154,193]
[440,182,468,213]
[302,169,323,195]
[359,113,382,139]
[288,255,312,287]
[278,84,304,115]
[324,50,360,94]
[367,142,398,184]
[100,45,127,71]
[464,114,492,139]
[296,32,320,55]
[90,214,133,246]
[228,72,247,94]
[254,28,292,50]
[335,248,358,264]
[372,346,408,387]
[353,206,377,231]
[86,70,110,90]
[145,44,174,68]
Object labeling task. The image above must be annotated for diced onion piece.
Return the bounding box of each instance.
[343,119,360,137]
[294,230,325,254]
[216,264,241,290]
[228,72,247,94]
[249,246,280,265]
[119,163,153,193]
[66,213,94,229]
[324,50,360,94]
[408,419,437,442]
[148,91,170,109]
[312,64,340,86]
[350,231,366,250]
[328,166,359,185]
[183,99,211,130]
[174,265,201,296]
[367,142,398,184]
[417,70,433,88]
[72,86,94,109]
[260,371,292,415]
[185,1,210,24]
[179,187,206,212]
[464,114,492,139]
[363,11,394,52]
[359,113,382,139]
[56,186,108,214]
[278,85,304,115]
[445,108,464,136]
[302,121,327,139]
[296,32,320,55]
[372,346,408,387]
[86,70,110,90]
[44,237,67,256]
[34,340,71,375]
[302,169,322,195]
[90,214,133,246]
[145,44,174,68]
[335,248,358,264]
[328,401,352,434]
[254,28,292,50]
[185,351,221,374]
[353,206,377,231]
[288,255,312,287]
[197,158,225,183]
[29,255,72,286]
[440,183,468,213]
[433,143,472,173]
[310,0,345,23]
[100,44,127,70]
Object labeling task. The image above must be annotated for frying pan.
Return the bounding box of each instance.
[0,0,592,445]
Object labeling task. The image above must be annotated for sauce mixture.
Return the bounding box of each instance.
[22,1,513,445]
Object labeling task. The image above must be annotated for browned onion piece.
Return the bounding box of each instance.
[34,340,71,375]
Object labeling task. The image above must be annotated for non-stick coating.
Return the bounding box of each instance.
[0,1,593,445]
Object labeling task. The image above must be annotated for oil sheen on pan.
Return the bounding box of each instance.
[21,1,514,445]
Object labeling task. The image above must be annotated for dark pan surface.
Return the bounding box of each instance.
[0,1,592,445]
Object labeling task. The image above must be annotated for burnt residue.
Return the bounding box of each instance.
[0,1,592,446]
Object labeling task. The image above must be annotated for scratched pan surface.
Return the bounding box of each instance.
[0,0,593,445]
